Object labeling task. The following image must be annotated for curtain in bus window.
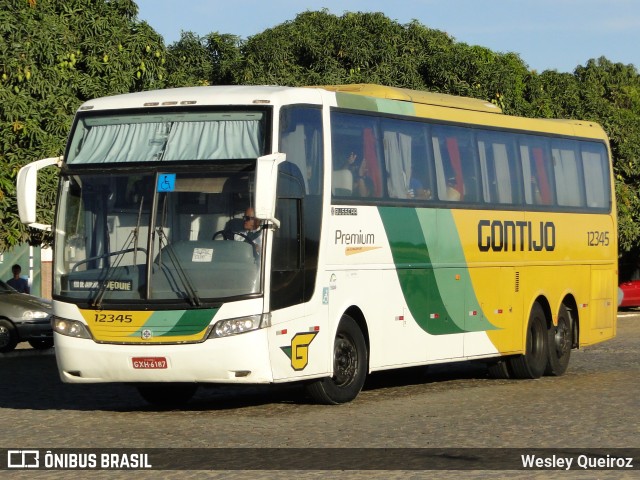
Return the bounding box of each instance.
[520,146,534,203]
[552,142,583,207]
[162,121,261,160]
[582,147,609,208]
[363,128,383,197]
[478,140,491,202]
[432,136,447,200]
[532,147,553,205]
[446,138,463,195]
[72,123,167,163]
[433,138,462,201]
[493,143,513,203]
[384,131,412,199]
[280,124,309,193]
[478,139,513,204]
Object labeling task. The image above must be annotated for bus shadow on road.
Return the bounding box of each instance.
[0,350,494,412]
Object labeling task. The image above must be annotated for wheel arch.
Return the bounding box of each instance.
[531,295,552,331]
[342,306,371,371]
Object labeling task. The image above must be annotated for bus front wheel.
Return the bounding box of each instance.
[508,303,549,379]
[306,315,367,405]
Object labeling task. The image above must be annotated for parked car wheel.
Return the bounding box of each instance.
[0,319,18,353]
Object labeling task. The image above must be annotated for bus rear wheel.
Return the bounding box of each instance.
[136,383,198,408]
[508,303,548,379]
[545,304,572,376]
[306,315,367,405]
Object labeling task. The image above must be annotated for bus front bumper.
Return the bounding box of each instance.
[53,329,273,384]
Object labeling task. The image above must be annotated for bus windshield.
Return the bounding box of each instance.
[55,169,264,305]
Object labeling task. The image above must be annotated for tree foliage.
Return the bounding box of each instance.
[1,5,640,267]
[0,0,167,249]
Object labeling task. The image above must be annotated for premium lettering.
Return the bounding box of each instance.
[335,229,375,245]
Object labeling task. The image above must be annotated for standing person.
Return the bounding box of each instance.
[7,264,30,294]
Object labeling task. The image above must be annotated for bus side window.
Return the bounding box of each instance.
[477,133,519,205]
[330,111,383,199]
[582,143,610,209]
[279,106,324,195]
[520,138,555,206]
[381,119,432,200]
[432,126,480,202]
[552,139,584,207]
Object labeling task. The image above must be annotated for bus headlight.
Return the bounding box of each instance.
[52,317,92,339]
[209,314,270,338]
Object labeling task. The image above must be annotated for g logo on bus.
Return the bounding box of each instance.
[141,329,153,340]
[281,332,318,371]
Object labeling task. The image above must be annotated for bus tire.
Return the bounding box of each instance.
[306,315,367,405]
[136,383,198,408]
[545,304,572,376]
[508,303,548,379]
[0,319,18,353]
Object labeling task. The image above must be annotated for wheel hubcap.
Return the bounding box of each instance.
[554,318,570,356]
[0,326,9,348]
[333,334,357,387]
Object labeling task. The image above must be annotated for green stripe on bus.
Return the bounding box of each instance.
[130,308,218,338]
[378,206,496,335]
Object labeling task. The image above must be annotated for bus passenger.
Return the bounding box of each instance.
[408,178,432,199]
[344,152,373,197]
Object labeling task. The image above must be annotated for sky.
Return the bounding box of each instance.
[136,0,639,74]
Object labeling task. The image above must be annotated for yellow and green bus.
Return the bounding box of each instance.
[17,84,617,406]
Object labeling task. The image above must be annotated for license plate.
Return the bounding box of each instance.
[132,357,167,369]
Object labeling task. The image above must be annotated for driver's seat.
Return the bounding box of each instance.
[212,216,245,241]
[224,217,245,233]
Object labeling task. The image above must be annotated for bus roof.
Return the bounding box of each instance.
[319,84,503,114]
[76,84,608,142]
[319,84,607,141]
[76,85,325,112]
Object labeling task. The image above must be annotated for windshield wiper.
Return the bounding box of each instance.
[155,195,201,307]
[91,195,146,308]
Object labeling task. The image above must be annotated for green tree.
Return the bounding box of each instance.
[165,31,242,87]
[0,0,167,250]
[238,10,532,115]
[578,59,640,255]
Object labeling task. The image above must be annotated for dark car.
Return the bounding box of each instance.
[0,279,53,353]
[618,279,640,308]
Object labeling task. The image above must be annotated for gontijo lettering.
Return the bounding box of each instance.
[478,220,555,252]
